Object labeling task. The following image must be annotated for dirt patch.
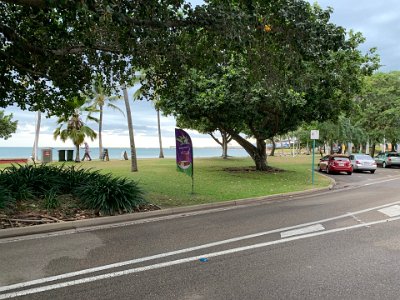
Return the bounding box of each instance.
[223,166,285,173]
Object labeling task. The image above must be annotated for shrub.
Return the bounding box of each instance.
[62,166,103,193]
[42,188,60,210]
[0,186,15,209]
[0,164,64,199]
[0,163,147,215]
[75,175,147,215]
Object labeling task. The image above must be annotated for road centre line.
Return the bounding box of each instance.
[2,199,400,294]
[2,216,400,299]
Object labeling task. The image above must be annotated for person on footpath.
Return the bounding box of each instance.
[82,142,92,161]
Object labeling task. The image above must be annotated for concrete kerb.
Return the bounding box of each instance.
[0,177,336,239]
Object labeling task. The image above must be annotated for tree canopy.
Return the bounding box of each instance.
[0,0,243,115]
[0,110,17,139]
[355,71,400,149]
[152,1,378,170]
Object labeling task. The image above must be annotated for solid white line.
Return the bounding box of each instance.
[363,177,400,186]
[2,199,400,293]
[280,224,325,238]
[1,216,400,299]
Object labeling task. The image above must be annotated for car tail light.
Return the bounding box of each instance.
[356,160,361,164]
[388,158,392,161]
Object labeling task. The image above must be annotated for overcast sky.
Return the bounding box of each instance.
[1,0,399,148]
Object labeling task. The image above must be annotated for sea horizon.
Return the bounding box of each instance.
[0,146,249,160]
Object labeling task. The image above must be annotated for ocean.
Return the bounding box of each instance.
[0,147,249,160]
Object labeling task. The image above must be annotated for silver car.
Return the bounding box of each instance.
[349,154,377,173]
[374,152,400,168]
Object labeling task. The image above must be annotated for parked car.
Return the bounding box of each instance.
[375,152,400,168]
[318,155,353,175]
[349,154,377,173]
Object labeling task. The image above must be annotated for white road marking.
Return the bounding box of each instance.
[280,224,325,238]
[378,205,400,217]
[363,177,400,186]
[1,216,400,299]
[2,200,400,294]
[348,213,370,228]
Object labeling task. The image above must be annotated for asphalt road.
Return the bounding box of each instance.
[2,168,400,299]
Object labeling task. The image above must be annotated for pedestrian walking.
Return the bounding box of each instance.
[82,142,92,161]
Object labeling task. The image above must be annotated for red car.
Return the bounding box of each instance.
[318,155,353,175]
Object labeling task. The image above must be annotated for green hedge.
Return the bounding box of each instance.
[0,164,147,214]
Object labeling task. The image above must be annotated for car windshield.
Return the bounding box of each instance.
[387,153,400,157]
[355,155,373,160]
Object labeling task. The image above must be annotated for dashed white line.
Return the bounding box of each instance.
[378,205,400,217]
[280,224,325,238]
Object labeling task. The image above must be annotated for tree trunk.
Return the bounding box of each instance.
[371,143,376,157]
[270,139,276,156]
[156,108,164,158]
[32,111,41,162]
[227,130,268,170]
[123,83,138,172]
[98,105,103,159]
[221,130,229,159]
[75,144,80,162]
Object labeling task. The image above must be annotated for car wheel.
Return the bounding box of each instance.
[347,172,352,175]
[371,170,375,174]
[318,165,322,172]
[382,161,387,168]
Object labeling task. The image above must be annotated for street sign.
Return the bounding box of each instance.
[310,130,319,140]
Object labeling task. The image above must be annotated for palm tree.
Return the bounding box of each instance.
[53,98,97,162]
[132,72,164,158]
[86,77,124,159]
[32,111,41,162]
[122,83,138,171]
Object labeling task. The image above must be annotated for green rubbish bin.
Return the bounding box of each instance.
[41,148,53,163]
[66,150,74,161]
[58,150,66,162]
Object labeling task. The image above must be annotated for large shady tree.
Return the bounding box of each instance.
[354,71,400,155]
[0,0,238,116]
[151,1,378,170]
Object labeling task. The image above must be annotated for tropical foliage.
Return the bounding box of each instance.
[0,164,147,214]
[53,98,97,162]
[86,76,123,159]
[153,1,378,170]
[0,0,238,115]
[0,110,17,139]
[355,71,400,155]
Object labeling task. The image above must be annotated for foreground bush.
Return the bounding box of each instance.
[0,164,147,215]
[75,175,146,214]
[0,186,15,209]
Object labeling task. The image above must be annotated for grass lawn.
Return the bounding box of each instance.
[37,155,330,208]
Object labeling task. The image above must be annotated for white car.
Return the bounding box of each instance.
[349,154,377,173]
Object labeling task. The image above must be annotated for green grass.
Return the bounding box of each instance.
[40,155,330,208]
[0,155,330,208]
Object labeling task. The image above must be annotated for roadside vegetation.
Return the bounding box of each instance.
[0,164,147,218]
[5,156,329,207]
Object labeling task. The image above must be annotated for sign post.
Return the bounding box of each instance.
[175,128,194,194]
[310,130,319,185]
